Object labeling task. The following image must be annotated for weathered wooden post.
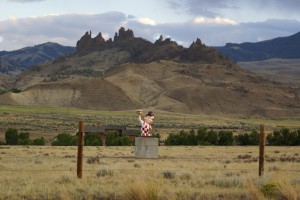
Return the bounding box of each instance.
[77,121,84,179]
[259,124,265,177]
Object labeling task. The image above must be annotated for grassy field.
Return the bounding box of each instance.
[0,145,300,199]
[1,104,300,143]
[1,105,300,199]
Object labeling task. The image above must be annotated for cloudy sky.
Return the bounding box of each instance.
[1,0,300,51]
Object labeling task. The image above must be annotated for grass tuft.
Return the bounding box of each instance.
[260,183,279,199]
[124,179,160,200]
[96,168,114,177]
[163,171,176,179]
[211,177,243,188]
[87,156,100,164]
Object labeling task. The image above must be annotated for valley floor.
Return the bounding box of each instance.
[0,145,299,199]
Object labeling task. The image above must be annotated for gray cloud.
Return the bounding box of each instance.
[254,0,300,10]
[7,0,45,2]
[167,0,239,17]
[128,18,300,47]
[0,12,300,51]
[0,12,127,50]
[167,0,221,17]
[167,0,300,19]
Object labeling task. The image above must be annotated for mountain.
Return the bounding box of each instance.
[215,32,300,62]
[0,27,299,117]
[0,42,76,74]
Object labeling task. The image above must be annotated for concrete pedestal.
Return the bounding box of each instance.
[135,137,159,159]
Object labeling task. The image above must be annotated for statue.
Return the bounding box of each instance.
[136,110,155,136]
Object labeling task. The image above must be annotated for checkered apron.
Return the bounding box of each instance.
[141,122,152,136]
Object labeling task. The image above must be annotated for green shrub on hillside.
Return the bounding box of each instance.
[0,89,7,95]
[10,88,22,93]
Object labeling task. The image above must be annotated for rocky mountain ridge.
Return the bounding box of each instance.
[76,27,230,64]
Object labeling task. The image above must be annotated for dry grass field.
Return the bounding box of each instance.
[0,145,300,199]
[1,105,300,199]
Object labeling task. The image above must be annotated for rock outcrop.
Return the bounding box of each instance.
[181,38,231,64]
[76,27,233,65]
[76,31,106,52]
[76,27,135,53]
[114,27,134,42]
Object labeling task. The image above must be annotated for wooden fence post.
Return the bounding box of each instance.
[77,121,84,179]
[259,124,265,177]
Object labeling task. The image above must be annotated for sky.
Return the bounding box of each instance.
[0,0,300,51]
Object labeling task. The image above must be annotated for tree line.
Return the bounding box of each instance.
[1,128,135,146]
[164,127,300,146]
[51,131,134,146]
[2,127,300,146]
[3,128,45,145]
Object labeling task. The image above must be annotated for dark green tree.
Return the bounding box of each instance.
[197,127,208,145]
[85,133,103,146]
[32,137,45,145]
[296,129,300,145]
[206,130,218,145]
[113,136,132,146]
[235,130,259,146]
[248,130,259,145]
[186,129,197,145]
[18,132,31,145]
[105,131,133,146]
[267,127,298,146]
[51,133,77,146]
[235,133,250,145]
[164,133,177,145]
[218,131,233,145]
[105,132,118,146]
[5,128,18,145]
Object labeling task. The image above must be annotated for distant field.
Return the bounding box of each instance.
[0,145,299,199]
[1,105,300,143]
[238,58,300,87]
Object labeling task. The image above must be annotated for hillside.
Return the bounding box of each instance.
[0,42,75,74]
[216,32,300,62]
[0,27,299,117]
[0,72,16,90]
[238,59,300,87]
